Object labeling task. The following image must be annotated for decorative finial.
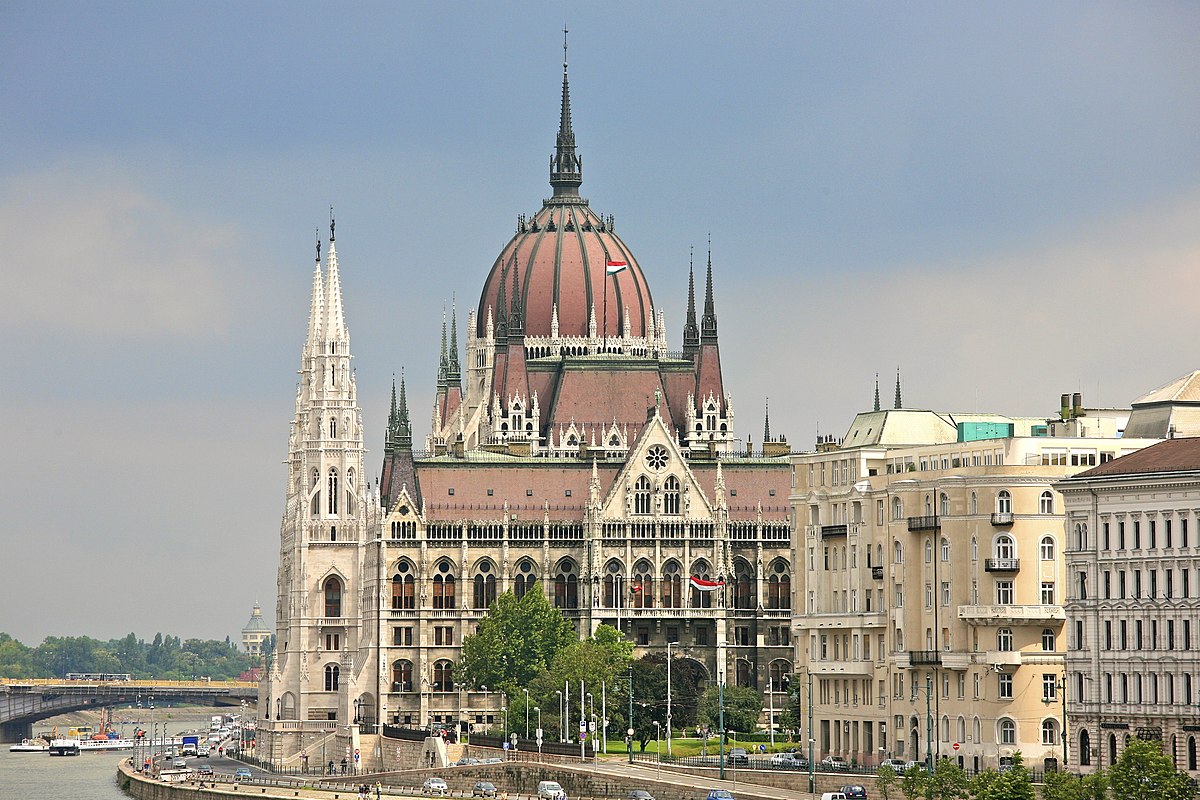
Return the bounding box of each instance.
[764,397,771,444]
[874,373,881,412]
[315,229,321,263]
[894,367,902,410]
[563,26,569,74]
[329,206,335,242]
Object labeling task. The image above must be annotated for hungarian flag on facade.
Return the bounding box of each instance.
[605,259,628,275]
[689,576,724,592]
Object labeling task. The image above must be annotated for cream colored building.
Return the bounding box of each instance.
[790,402,1157,773]
[1056,436,1200,776]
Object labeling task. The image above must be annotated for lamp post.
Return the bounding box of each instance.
[768,677,775,748]
[524,688,531,740]
[502,705,507,741]
[653,721,661,771]
[481,685,488,734]
[804,669,815,795]
[666,641,674,756]
[1042,676,1069,768]
[555,690,564,742]
[911,674,935,800]
[534,707,542,759]
[627,667,635,765]
[587,692,595,756]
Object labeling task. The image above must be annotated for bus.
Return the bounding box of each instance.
[65,673,132,681]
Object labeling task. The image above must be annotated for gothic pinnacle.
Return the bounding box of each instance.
[894,367,903,410]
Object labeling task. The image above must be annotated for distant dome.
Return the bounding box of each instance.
[477,203,654,340]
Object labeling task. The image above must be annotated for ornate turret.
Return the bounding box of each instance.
[683,247,699,356]
[874,373,881,412]
[894,368,903,410]
[701,239,718,343]
[549,28,583,200]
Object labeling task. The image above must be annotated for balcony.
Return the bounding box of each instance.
[959,604,1065,625]
[872,566,884,580]
[991,512,1014,526]
[984,558,1021,572]
[821,524,849,538]
[907,515,939,532]
[908,650,942,666]
[984,650,1023,669]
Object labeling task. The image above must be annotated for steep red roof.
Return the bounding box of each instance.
[547,364,672,431]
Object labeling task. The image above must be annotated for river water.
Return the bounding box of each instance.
[2,711,218,800]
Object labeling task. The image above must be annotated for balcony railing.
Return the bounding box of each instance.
[984,558,1021,572]
[991,512,1015,526]
[959,604,1066,624]
[907,515,940,532]
[821,524,849,538]
[908,650,942,666]
[872,566,884,580]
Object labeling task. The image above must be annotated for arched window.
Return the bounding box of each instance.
[310,468,320,515]
[736,658,754,688]
[324,663,340,692]
[329,416,337,438]
[1079,728,1091,766]
[327,468,339,515]
[892,497,903,521]
[632,560,654,609]
[391,660,413,692]
[663,476,681,515]
[997,628,1014,652]
[970,492,978,515]
[432,561,456,609]
[513,559,536,600]
[995,535,1016,560]
[323,577,342,617]
[661,561,683,608]
[634,476,651,515]
[553,559,578,610]
[691,559,714,609]
[942,715,950,742]
[767,559,791,609]
[344,468,356,516]
[1040,491,1054,514]
[604,560,625,609]
[1040,536,1055,561]
[432,660,454,692]
[1041,628,1055,651]
[473,560,497,609]
[971,537,978,561]
[999,718,1016,745]
[997,491,1012,514]
[957,716,966,744]
[733,560,754,609]
[973,717,981,746]
[769,660,790,689]
[940,493,950,517]
[391,562,415,609]
[941,537,950,562]
[1075,522,1088,551]
[1042,719,1059,746]
[925,539,933,564]
[893,541,904,564]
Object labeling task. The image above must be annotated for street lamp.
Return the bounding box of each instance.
[481,685,488,734]
[524,688,531,740]
[911,674,935,785]
[1042,676,1069,768]
[768,676,775,749]
[653,720,661,768]
[353,697,361,725]
[666,641,674,756]
[555,690,564,742]
[534,707,542,759]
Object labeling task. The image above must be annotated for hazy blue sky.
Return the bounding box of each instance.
[2,2,1197,647]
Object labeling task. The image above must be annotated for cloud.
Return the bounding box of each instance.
[0,163,238,339]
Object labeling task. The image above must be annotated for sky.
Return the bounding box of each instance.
[2,2,1198,648]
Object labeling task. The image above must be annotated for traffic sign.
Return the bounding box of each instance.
[953,742,960,752]
[579,720,586,732]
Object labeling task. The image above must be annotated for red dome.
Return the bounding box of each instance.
[476,201,655,340]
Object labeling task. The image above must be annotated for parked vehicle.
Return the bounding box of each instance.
[706,791,736,800]
[197,765,214,777]
[727,747,749,764]
[820,755,849,771]
[422,777,449,796]
[234,768,252,782]
[819,793,847,800]
[537,780,567,799]
[628,791,655,800]
[770,752,804,768]
[840,786,868,799]
[472,781,497,798]
[879,758,908,772]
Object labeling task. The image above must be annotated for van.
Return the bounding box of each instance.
[820,794,848,800]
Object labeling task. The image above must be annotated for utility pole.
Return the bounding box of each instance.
[718,681,726,780]
[627,668,634,765]
[601,681,608,754]
[768,677,775,748]
[807,671,815,795]
[579,680,585,760]
[666,641,673,756]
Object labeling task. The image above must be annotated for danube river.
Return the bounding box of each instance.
[2,711,217,800]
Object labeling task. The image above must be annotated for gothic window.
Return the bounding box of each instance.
[391,562,415,610]
[663,476,681,515]
[513,559,537,599]
[311,468,320,516]
[632,560,654,609]
[768,660,790,690]
[691,559,714,609]
[733,559,754,609]
[645,445,669,471]
[604,560,625,609]
[391,660,413,692]
[736,658,753,688]
[329,417,337,438]
[660,560,682,608]
[324,663,340,692]
[634,476,651,515]
[323,577,342,618]
[1039,491,1054,514]
[553,559,578,610]
[997,490,1012,514]
[327,468,339,516]
[433,561,456,609]
[473,560,497,609]
[941,537,951,562]
[970,492,978,515]
[432,660,454,692]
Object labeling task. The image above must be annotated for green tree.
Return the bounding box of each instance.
[876,764,899,800]
[970,752,1035,800]
[456,583,576,696]
[530,624,633,739]
[1040,769,1110,800]
[697,684,762,734]
[1109,738,1196,800]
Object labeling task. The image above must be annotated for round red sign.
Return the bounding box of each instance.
[953,742,960,751]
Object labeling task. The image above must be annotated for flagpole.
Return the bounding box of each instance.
[602,267,608,353]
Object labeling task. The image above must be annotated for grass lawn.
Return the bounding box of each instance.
[599,735,802,759]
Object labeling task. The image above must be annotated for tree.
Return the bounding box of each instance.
[530,624,633,739]
[876,764,899,800]
[927,758,970,800]
[1109,738,1196,800]
[970,752,1035,800]
[456,582,576,696]
[697,684,762,734]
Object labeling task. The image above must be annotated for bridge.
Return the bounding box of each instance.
[0,679,257,742]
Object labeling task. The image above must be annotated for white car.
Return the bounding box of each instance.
[422,777,449,796]
[820,755,849,771]
[537,780,567,800]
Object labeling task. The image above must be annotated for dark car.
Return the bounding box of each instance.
[727,748,749,764]
[629,791,656,800]
[840,786,868,799]
[472,782,498,798]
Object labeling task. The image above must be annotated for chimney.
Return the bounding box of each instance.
[1072,392,1083,418]
[1060,394,1070,420]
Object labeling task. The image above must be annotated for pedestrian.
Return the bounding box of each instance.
[375,780,383,799]
[341,757,348,774]
[328,759,335,775]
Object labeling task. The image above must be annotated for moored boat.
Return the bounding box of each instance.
[8,738,50,752]
[49,739,81,756]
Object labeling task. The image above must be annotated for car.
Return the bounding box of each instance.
[879,758,908,772]
[455,757,481,766]
[820,755,849,771]
[422,777,449,796]
[819,793,847,800]
[904,760,924,772]
[629,791,656,800]
[197,746,210,758]
[726,747,749,764]
[234,768,253,782]
[172,758,188,769]
[472,781,498,798]
[839,786,868,799]
[770,752,804,768]
[197,765,214,777]
[537,780,567,799]
[706,791,736,800]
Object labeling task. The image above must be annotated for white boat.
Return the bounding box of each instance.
[9,738,50,753]
[79,737,137,751]
[49,739,81,756]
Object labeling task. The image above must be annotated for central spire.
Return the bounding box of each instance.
[549,27,583,200]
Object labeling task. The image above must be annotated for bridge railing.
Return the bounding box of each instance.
[1,678,258,688]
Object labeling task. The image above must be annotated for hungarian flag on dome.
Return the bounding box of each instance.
[689,576,725,592]
[605,259,628,275]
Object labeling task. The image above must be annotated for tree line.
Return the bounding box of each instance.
[0,631,262,681]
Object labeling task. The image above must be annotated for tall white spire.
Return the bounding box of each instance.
[323,215,349,348]
[305,232,325,358]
